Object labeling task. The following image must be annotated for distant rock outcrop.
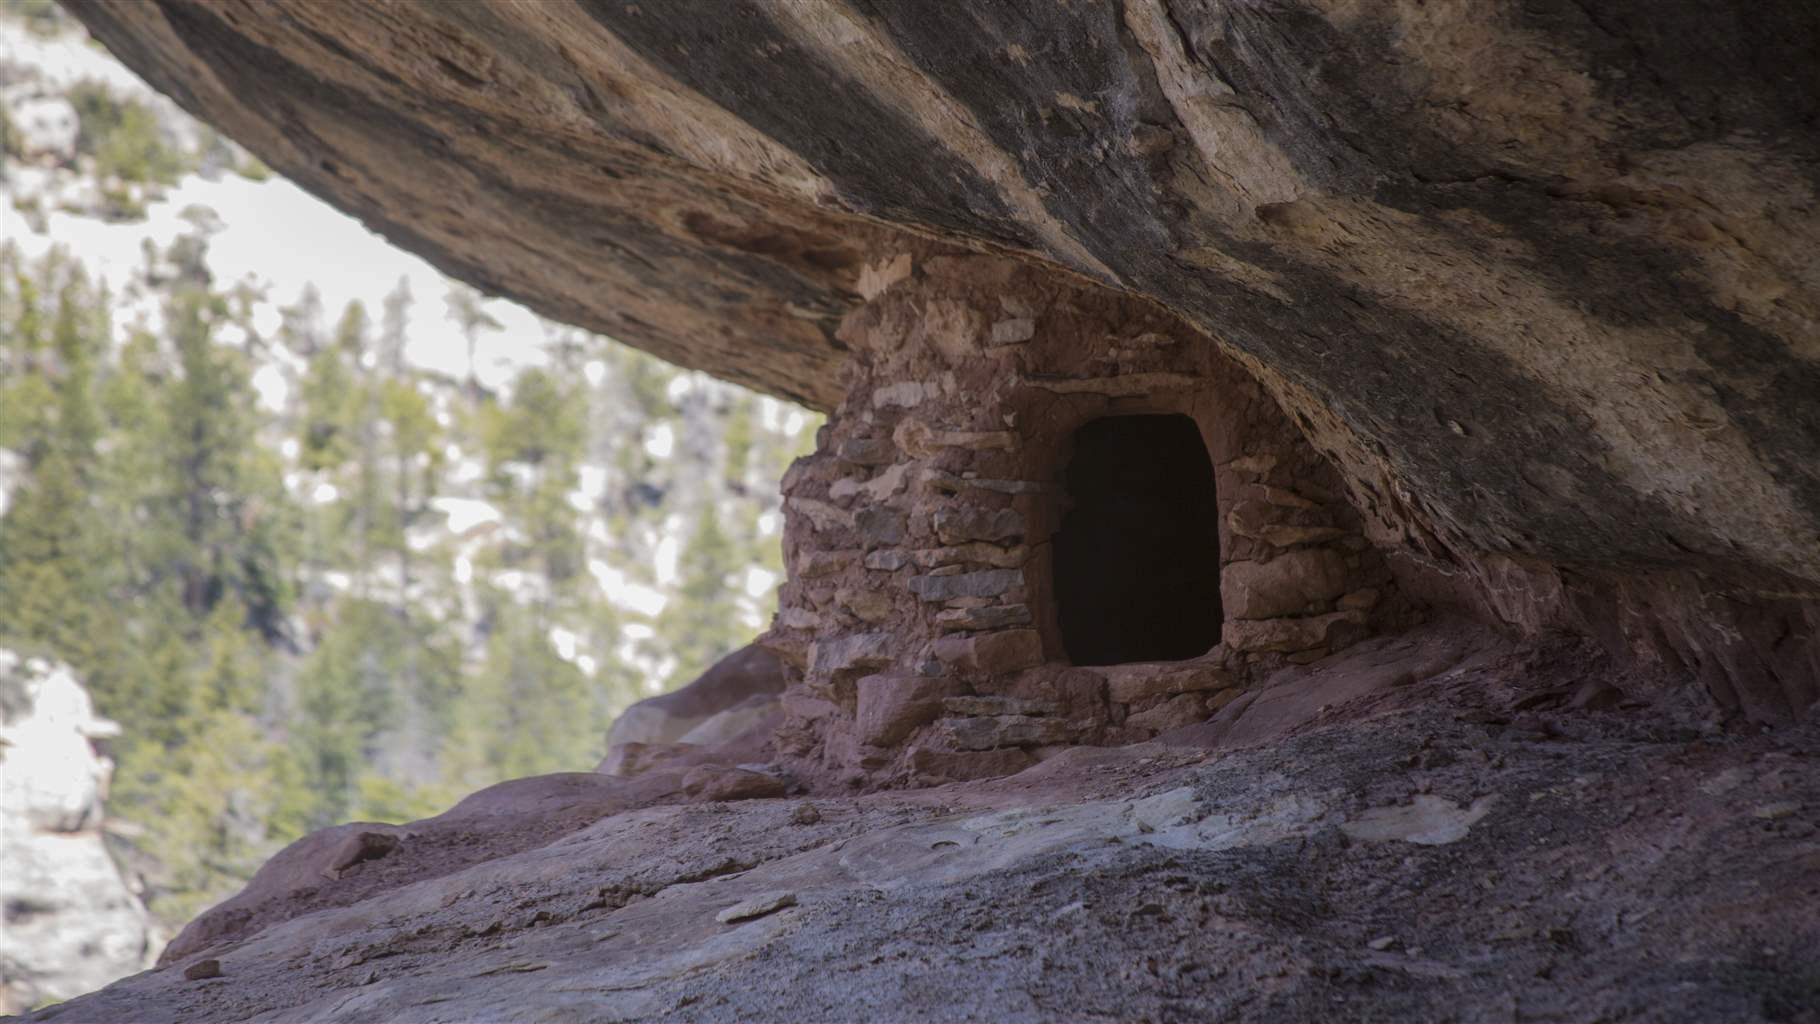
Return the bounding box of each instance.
[0,651,155,1014]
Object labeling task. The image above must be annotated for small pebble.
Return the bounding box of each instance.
[1752,802,1799,820]
[1367,936,1396,951]
[790,802,822,825]
[183,959,223,981]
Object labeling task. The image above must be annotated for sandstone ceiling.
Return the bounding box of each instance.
[67,0,1820,594]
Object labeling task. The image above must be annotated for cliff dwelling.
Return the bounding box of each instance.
[767,256,1410,784]
[36,2,1820,1020]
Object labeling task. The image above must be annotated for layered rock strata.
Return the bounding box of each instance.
[62,0,1820,728]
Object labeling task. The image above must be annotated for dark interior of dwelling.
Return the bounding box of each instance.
[1053,414,1222,666]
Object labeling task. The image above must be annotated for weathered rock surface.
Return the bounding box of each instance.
[596,644,784,776]
[62,1,1820,724]
[31,626,1820,1023]
[64,0,1820,595]
[0,652,156,1014]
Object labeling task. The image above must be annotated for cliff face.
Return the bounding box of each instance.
[62,1,1820,723]
[28,7,1820,1019]
[65,1,1820,571]
[0,652,156,1013]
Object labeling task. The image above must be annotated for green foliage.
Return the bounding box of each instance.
[110,699,299,924]
[480,367,588,593]
[0,448,102,662]
[66,80,189,185]
[0,234,811,935]
[0,104,18,160]
[96,183,148,221]
[0,242,301,924]
[299,345,355,470]
[445,285,500,392]
[289,599,460,829]
[445,599,598,787]
[0,0,65,36]
[139,288,296,635]
[0,256,108,665]
[484,367,586,470]
[723,393,756,491]
[333,300,370,360]
[659,503,745,688]
[378,277,412,375]
[351,772,458,828]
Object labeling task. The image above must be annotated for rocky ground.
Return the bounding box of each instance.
[27,621,1818,1023]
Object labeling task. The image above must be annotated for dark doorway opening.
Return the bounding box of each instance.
[1054,414,1222,666]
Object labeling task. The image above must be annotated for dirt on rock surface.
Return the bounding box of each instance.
[28,623,1820,1024]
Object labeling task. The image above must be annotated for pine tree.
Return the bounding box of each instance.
[290,599,403,828]
[659,503,744,688]
[298,343,355,472]
[145,286,294,637]
[0,263,108,667]
[378,377,440,592]
[378,276,412,376]
[481,367,588,607]
[722,392,756,495]
[277,284,325,356]
[93,247,305,923]
[445,284,500,398]
[0,215,826,932]
[445,597,596,785]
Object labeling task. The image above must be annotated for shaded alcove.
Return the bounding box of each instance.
[1053,415,1222,666]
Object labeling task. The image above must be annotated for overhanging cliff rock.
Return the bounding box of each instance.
[63,1,1820,723]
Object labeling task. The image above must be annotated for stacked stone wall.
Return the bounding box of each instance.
[765,253,1414,784]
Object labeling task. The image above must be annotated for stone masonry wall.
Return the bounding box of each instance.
[764,253,1414,786]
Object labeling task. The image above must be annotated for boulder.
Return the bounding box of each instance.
[0,652,154,1013]
[32,626,1820,1024]
[597,645,785,776]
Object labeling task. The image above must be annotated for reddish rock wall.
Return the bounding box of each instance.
[65,0,1820,739]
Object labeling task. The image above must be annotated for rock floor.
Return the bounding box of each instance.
[29,625,1820,1023]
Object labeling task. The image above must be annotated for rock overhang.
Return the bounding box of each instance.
[61,0,1820,721]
